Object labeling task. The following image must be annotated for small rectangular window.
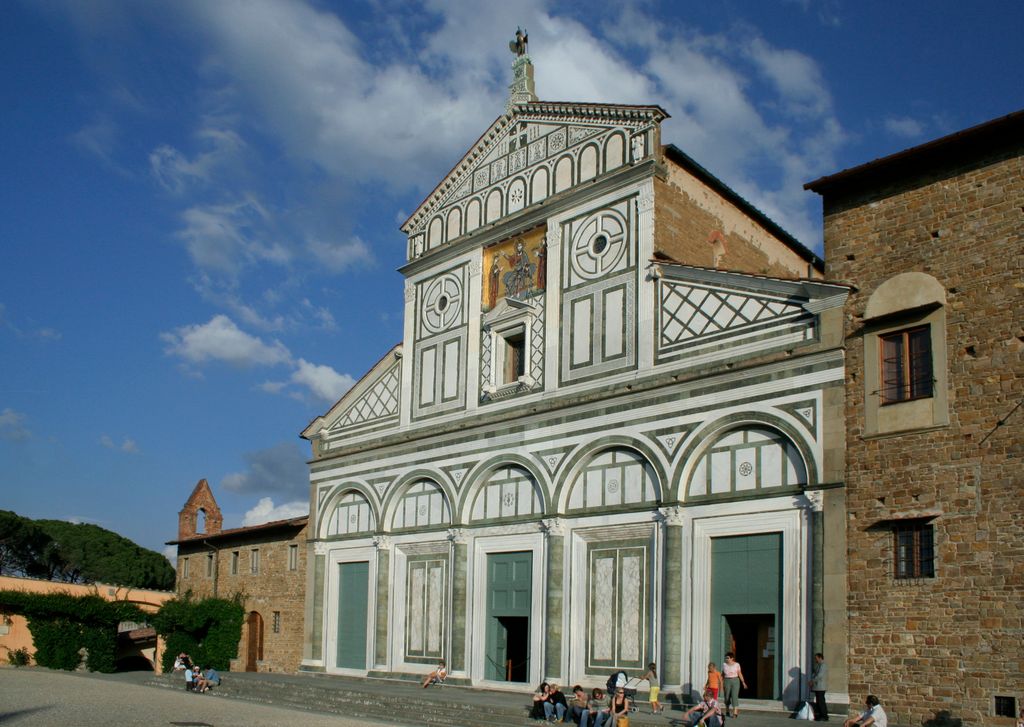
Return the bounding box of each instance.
[288,544,298,571]
[250,549,260,575]
[894,521,935,579]
[206,553,214,578]
[880,326,933,404]
[231,551,239,575]
[502,329,526,384]
[181,557,189,578]
[994,696,1016,718]
[272,611,281,634]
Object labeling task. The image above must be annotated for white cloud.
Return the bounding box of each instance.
[290,358,355,403]
[241,497,309,527]
[150,127,245,194]
[222,441,309,499]
[100,434,140,453]
[161,314,292,368]
[884,115,926,139]
[306,237,372,273]
[177,196,290,276]
[0,408,31,441]
[162,545,178,568]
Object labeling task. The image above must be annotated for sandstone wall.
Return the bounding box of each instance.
[824,145,1024,726]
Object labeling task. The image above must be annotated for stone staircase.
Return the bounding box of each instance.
[144,672,805,727]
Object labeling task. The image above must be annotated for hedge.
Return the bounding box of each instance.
[0,590,145,672]
[151,592,244,673]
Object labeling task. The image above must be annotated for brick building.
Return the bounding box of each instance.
[169,479,308,673]
[806,111,1024,725]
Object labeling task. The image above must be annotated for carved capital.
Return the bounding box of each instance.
[805,490,824,512]
[446,528,466,544]
[546,229,561,249]
[636,188,655,213]
[540,518,566,537]
[404,281,416,303]
[658,506,686,527]
[372,535,392,551]
[469,259,483,277]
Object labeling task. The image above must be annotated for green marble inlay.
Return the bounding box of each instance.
[312,554,325,661]
[662,525,683,684]
[450,543,468,671]
[374,550,390,666]
[544,535,564,676]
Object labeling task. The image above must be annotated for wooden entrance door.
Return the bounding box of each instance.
[245,611,263,672]
[336,561,369,670]
[484,551,532,681]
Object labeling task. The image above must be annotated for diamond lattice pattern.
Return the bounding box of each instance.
[661,283,803,346]
[336,364,400,428]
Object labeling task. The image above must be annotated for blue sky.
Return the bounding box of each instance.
[2,0,1021,562]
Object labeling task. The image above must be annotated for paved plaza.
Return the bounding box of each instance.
[0,668,387,727]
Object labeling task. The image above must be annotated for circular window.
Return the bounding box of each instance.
[592,234,609,255]
[437,294,449,312]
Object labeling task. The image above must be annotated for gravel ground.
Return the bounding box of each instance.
[0,667,398,727]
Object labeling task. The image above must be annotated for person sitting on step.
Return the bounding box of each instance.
[421,658,448,688]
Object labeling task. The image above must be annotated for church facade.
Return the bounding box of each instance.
[300,48,850,707]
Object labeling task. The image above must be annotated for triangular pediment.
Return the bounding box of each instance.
[402,102,668,247]
[302,344,402,439]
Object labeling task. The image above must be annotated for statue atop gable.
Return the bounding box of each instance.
[509,27,529,57]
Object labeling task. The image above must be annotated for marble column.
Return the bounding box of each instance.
[448,529,469,672]
[543,518,565,679]
[373,536,391,668]
[661,507,685,686]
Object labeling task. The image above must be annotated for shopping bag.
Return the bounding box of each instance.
[794,701,815,720]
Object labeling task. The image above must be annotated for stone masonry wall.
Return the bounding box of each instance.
[176,525,307,674]
[824,146,1024,726]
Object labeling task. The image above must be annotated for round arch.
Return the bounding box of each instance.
[381,468,456,533]
[553,436,667,514]
[456,453,550,524]
[671,413,818,503]
[318,482,380,539]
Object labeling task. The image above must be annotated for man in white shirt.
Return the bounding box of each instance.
[843,695,887,727]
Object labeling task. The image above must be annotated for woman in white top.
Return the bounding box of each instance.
[721,652,747,718]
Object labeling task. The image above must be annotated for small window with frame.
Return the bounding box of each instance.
[231,551,239,575]
[880,326,933,404]
[894,520,935,579]
[206,553,214,578]
[250,548,260,575]
[501,328,526,385]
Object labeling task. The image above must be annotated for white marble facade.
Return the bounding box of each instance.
[302,98,847,706]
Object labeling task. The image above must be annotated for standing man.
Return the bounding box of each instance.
[810,652,829,721]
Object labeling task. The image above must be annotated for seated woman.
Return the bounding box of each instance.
[530,682,550,720]
[421,658,447,688]
[609,686,631,725]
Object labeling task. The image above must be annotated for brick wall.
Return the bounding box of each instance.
[823,144,1024,726]
[654,163,817,279]
[176,524,307,674]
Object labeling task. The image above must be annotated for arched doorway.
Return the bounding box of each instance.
[245,611,263,672]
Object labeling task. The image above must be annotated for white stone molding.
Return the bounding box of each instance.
[324,544,379,676]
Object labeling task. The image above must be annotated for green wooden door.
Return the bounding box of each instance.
[484,551,532,681]
[710,534,782,697]
[336,561,369,669]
